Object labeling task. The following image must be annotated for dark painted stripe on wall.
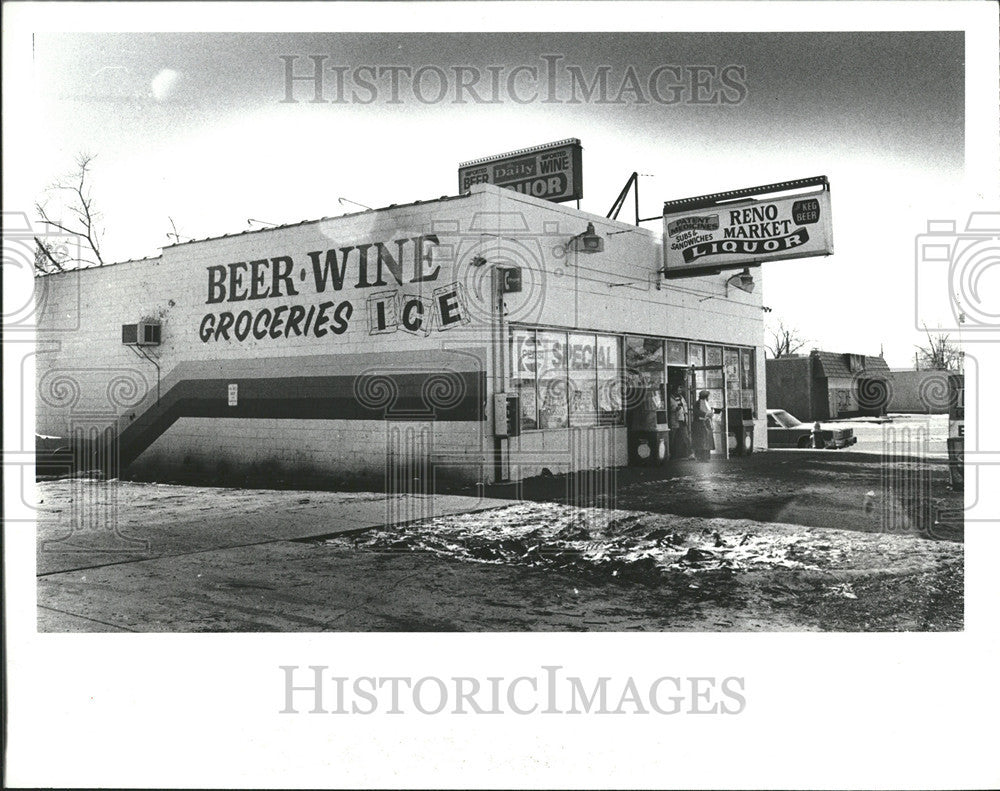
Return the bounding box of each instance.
[115,371,485,468]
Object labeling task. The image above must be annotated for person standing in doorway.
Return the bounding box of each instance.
[668,385,692,459]
[692,390,716,462]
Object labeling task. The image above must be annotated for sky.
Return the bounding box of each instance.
[19,27,990,367]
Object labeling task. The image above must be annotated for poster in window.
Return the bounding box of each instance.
[625,337,664,387]
[537,331,568,429]
[740,348,755,388]
[518,385,538,430]
[567,333,597,426]
[597,335,623,425]
[741,349,755,414]
[705,345,723,388]
[688,344,705,389]
[666,340,687,366]
[511,329,539,429]
[725,348,741,407]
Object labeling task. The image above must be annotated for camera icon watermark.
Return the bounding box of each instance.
[914,211,1000,333]
[3,211,82,332]
[432,209,564,329]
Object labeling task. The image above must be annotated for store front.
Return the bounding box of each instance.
[504,327,758,476]
[35,182,767,488]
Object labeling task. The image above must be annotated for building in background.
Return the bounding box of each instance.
[35,182,767,488]
[766,350,892,421]
[886,369,964,414]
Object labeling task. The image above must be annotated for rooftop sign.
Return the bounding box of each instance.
[662,176,833,278]
[459,139,583,203]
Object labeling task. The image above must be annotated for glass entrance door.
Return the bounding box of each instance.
[688,365,728,460]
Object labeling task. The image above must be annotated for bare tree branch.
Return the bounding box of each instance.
[35,152,105,268]
[34,237,65,273]
[916,325,962,371]
[166,216,187,244]
[765,320,809,358]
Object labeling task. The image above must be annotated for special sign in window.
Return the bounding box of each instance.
[510,328,623,430]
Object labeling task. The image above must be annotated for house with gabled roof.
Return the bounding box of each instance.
[766,349,892,421]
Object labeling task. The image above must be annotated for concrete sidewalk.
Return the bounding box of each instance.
[36,480,513,575]
[36,480,520,632]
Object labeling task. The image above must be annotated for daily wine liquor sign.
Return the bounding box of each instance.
[458,139,583,203]
[662,176,833,278]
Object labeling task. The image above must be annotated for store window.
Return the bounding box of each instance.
[510,328,539,430]
[705,345,724,389]
[511,327,624,431]
[740,348,756,416]
[666,340,687,366]
[536,330,568,429]
[597,335,623,426]
[725,347,741,408]
[626,336,665,408]
[567,333,598,426]
[688,343,705,389]
[512,330,755,430]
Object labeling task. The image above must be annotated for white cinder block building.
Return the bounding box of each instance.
[35,182,766,486]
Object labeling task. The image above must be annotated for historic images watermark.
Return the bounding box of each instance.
[279,665,746,715]
[279,54,748,106]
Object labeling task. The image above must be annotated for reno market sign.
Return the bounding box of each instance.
[197,233,470,343]
[662,176,833,278]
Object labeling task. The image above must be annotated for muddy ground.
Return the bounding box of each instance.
[472,450,963,539]
[34,450,963,632]
[321,501,963,631]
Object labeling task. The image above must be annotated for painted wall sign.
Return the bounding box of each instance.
[197,232,470,343]
[366,285,469,336]
[662,177,833,278]
[458,139,583,203]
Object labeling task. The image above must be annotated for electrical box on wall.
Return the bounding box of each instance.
[493,393,521,437]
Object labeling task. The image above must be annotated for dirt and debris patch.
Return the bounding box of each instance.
[326,501,961,582]
[319,503,963,631]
